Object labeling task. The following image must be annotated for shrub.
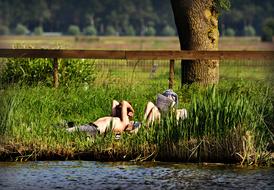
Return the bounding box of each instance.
[59,59,96,86]
[33,26,44,36]
[144,26,156,36]
[0,58,96,87]
[83,25,97,36]
[161,25,176,36]
[124,25,136,36]
[224,27,235,36]
[14,24,29,35]
[67,25,81,36]
[244,25,256,36]
[105,26,117,36]
[261,18,274,42]
[0,25,10,35]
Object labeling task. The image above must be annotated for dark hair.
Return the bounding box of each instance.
[67,121,75,128]
[113,104,122,119]
[113,101,133,120]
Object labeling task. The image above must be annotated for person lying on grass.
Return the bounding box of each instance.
[67,100,135,136]
[66,90,187,136]
[122,89,188,134]
[143,89,187,126]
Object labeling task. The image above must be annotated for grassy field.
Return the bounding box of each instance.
[1,36,274,50]
[0,80,273,165]
[0,36,273,165]
[0,59,273,165]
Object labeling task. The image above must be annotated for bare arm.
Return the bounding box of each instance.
[119,100,134,126]
[144,101,161,126]
[122,100,134,113]
[111,100,120,117]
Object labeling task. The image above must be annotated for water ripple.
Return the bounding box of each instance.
[0,161,273,190]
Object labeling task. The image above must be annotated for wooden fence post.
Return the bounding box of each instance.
[169,59,175,89]
[53,58,59,88]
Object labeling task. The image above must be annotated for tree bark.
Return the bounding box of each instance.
[171,0,219,84]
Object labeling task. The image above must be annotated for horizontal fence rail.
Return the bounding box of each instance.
[0,49,274,60]
[0,49,273,88]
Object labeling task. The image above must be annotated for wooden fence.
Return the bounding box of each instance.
[0,49,273,88]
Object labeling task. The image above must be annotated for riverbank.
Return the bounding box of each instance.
[0,81,273,165]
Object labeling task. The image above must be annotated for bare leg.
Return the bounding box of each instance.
[143,101,161,126]
[176,109,187,121]
[143,101,155,120]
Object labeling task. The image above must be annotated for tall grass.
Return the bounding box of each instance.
[0,81,273,165]
[156,82,273,164]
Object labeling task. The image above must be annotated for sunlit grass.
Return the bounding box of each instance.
[0,56,273,165]
[0,80,273,165]
[220,60,274,82]
[1,36,273,50]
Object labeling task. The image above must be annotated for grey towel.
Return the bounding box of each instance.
[161,89,178,106]
[78,123,99,136]
[67,123,99,136]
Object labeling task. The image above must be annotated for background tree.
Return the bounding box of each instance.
[244,25,256,37]
[15,24,29,35]
[170,0,230,84]
[161,25,176,36]
[124,25,136,36]
[105,26,117,36]
[83,25,97,36]
[224,27,235,37]
[261,18,274,42]
[33,26,44,36]
[0,25,10,35]
[0,0,272,37]
[144,26,156,36]
[67,25,81,36]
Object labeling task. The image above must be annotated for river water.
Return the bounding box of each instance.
[0,161,273,190]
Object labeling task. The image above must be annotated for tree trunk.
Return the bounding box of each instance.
[171,0,219,84]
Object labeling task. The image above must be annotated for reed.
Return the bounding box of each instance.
[0,81,273,165]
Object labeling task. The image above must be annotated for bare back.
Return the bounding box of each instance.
[93,116,123,134]
[94,100,134,134]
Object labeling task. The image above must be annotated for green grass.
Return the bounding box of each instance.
[1,36,273,50]
[0,80,273,165]
[0,57,273,165]
[220,60,274,81]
